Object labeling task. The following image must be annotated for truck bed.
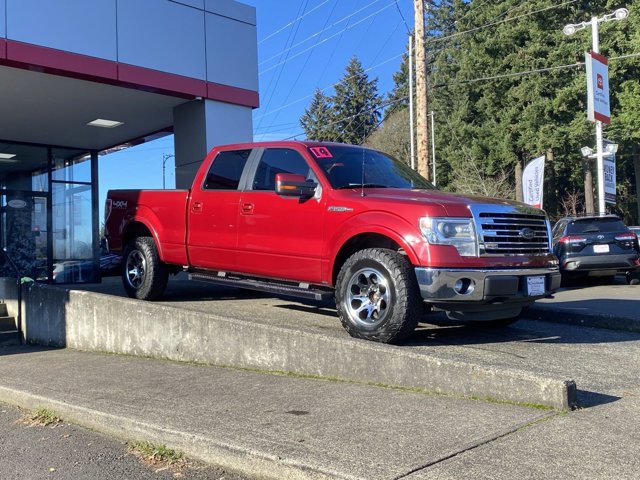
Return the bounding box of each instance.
[106,189,190,265]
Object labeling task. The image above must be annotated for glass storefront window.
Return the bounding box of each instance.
[52,182,93,260]
[0,141,98,284]
[52,149,91,183]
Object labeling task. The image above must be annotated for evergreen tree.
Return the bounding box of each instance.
[300,89,336,141]
[331,56,382,145]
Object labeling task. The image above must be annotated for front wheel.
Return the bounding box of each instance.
[335,248,422,344]
[122,236,168,300]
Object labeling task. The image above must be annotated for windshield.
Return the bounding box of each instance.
[308,145,434,190]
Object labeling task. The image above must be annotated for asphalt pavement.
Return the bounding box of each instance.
[0,275,638,479]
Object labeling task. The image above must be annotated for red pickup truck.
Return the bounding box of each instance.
[105,141,560,343]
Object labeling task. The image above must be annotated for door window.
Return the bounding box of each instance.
[202,149,251,190]
[252,148,313,191]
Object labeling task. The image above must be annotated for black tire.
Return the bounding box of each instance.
[122,236,168,300]
[335,248,421,344]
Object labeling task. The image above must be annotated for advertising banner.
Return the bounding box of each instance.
[585,51,610,124]
[522,155,545,208]
[604,153,616,205]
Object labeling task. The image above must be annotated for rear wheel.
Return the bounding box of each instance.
[335,248,421,344]
[122,236,168,300]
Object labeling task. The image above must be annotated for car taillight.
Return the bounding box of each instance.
[559,236,587,244]
[615,233,636,241]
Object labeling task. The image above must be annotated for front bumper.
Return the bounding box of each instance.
[415,267,561,305]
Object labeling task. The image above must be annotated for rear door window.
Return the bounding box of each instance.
[203,149,251,190]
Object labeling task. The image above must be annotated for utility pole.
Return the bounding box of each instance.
[414,0,430,181]
[408,34,416,170]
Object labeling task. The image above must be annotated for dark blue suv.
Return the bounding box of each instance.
[552,215,640,284]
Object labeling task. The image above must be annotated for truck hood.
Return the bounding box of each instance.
[345,188,538,217]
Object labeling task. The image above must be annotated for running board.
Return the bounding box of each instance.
[188,271,334,302]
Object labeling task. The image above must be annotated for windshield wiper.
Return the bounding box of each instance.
[337,183,389,189]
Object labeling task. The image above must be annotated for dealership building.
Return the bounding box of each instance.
[0,0,258,283]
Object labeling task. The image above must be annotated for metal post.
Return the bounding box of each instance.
[409,34,416,170]
[430,110,436,186]
[591,17,606,214]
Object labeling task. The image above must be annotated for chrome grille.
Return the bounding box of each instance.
[473,209,551,256]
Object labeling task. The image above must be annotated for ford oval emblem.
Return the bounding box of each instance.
[7,199,27,209]
[519,227,535,240]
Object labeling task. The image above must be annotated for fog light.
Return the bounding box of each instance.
[454,278,475,295]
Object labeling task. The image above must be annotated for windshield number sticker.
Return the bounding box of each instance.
[309,146,333,158]
[526,276,545,296]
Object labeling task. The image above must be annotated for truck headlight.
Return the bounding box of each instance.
[419,217,477,257]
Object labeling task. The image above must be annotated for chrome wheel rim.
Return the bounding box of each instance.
[345,267,391,328]
[125,249,146,289]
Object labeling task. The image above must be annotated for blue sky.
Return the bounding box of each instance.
[99,0,413,219]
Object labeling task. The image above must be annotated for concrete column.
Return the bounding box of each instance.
[173,99,253,189]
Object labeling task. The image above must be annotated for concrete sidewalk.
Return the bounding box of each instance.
[0,346,553,480]
[1,339,639,480]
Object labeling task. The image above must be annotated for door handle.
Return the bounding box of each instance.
[241,202,254,214]
[192,201,203,213]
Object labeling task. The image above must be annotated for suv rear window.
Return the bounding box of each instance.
[567,218,628,234]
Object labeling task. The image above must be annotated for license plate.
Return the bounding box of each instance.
[594,244,609,253]
[527,276,546,296]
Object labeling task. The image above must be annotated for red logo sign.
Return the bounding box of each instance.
[597,73,603,90]
[309,146,333,158]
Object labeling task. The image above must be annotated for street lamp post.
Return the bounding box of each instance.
[162,153,174,189]
[563,8,629,215]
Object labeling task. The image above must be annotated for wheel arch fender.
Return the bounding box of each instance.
[327,212,424,285]
[121,207,164,260]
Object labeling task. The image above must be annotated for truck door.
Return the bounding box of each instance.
[236,147,325,283]
[186,149,253,271]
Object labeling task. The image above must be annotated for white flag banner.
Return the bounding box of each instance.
[522,155,545,208]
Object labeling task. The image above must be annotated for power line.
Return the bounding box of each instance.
[427,0,578,45]
[394,0,410,34]
[256,0,310,132]
[254,51,404,121]
[258,0,332,44]
[262,0,340,133]
[259,2,396,75]
[259,0,388,67]
[434,52,640,88]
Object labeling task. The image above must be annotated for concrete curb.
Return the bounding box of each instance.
[0,280,577,410]
[0,386,344,480]
[528,304,640,334]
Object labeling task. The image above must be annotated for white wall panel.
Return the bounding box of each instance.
[0,0,6,38]
[117,0,206,80]
[6,0,117,60]
[205,0,255,25]
[205,12,258,91]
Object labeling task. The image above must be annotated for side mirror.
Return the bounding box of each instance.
[275,173,317,198]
